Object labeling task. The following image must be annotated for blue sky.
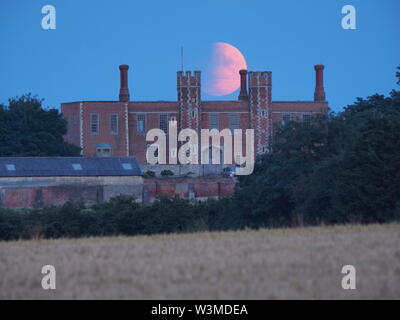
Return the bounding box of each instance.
[0,0,399,112]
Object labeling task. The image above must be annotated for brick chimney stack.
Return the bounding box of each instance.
[238,69,249,101]
[314,64,326,101]
[119,64,130,102]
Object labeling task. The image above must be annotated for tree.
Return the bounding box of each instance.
[294,84,400,224]
[0,94,80,156]
[235,66,400,227]
[235,115,332,227]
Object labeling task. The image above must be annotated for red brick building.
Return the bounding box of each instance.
[62,64,328,165]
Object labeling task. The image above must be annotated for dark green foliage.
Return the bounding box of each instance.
[294,90,400,224]
[236,68,400,227]
[183,171,194,178]
[0,94,80,156]
[0,196,243,241]
[160,169,174,177]
[0,209,25,241]
[143,170,156,178]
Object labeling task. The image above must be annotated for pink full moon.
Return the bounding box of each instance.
[204,42,247,96]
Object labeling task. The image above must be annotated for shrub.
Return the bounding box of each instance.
[0,196,235,241]
[160,169,174,177]
[143,170,156,178]
[183,171,194,178]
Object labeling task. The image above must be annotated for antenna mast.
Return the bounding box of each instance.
[181,46,184,71]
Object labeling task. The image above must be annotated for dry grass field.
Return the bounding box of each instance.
[0,223,399,299]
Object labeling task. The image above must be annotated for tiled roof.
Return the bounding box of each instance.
[0,157,142,177]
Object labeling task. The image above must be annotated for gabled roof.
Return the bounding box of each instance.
[0,157,142,177]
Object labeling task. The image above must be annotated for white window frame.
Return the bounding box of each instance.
[110,114,119,135]
[90,113,99,135]
[229,114,239,131]
[209,113,219,129]
[137,114,146,135]
[160,114,168,133]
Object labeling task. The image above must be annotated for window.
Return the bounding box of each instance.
[209,113,218,129]
[90,114,99,135]
[5,164,15,171]
[110,114,118,135]
[122,163,133,170]
[188,191,195,200]
[282,113,291,125]
[96,147,112,157]
[260,110,266,117]
[160,114,168,133]
[169,115,178,131]
[72,163,82,170]
[137,114,145,134]
[66,115,78,131]
[229,114,239,131]
[191,108,197,119]
[303,113,311,126]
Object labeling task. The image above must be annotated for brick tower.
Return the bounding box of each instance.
[177,71,201,133]
[176,71,202,162]
[248,71,272,154]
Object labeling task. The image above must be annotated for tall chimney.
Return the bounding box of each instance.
[238,69,248,101]
[314,64,325,101]
[119,64,130,102]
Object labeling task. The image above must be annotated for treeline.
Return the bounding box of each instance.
[0,94,80,156]
[0,69,399,240]
[0,197,240,241]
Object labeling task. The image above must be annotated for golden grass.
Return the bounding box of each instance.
[0,223,399,299]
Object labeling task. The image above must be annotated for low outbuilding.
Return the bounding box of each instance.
[0,157,143,208]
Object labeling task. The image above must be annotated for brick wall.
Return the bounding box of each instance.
[143,177,236,203]
[0,176,235,207]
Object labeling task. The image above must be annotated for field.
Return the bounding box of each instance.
[0,223,399,299]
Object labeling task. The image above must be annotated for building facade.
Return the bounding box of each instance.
[62,64,328,165]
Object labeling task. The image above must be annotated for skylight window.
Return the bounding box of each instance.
[122,163,132,170]
[72,163,82,170]
[5,164,16,171]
